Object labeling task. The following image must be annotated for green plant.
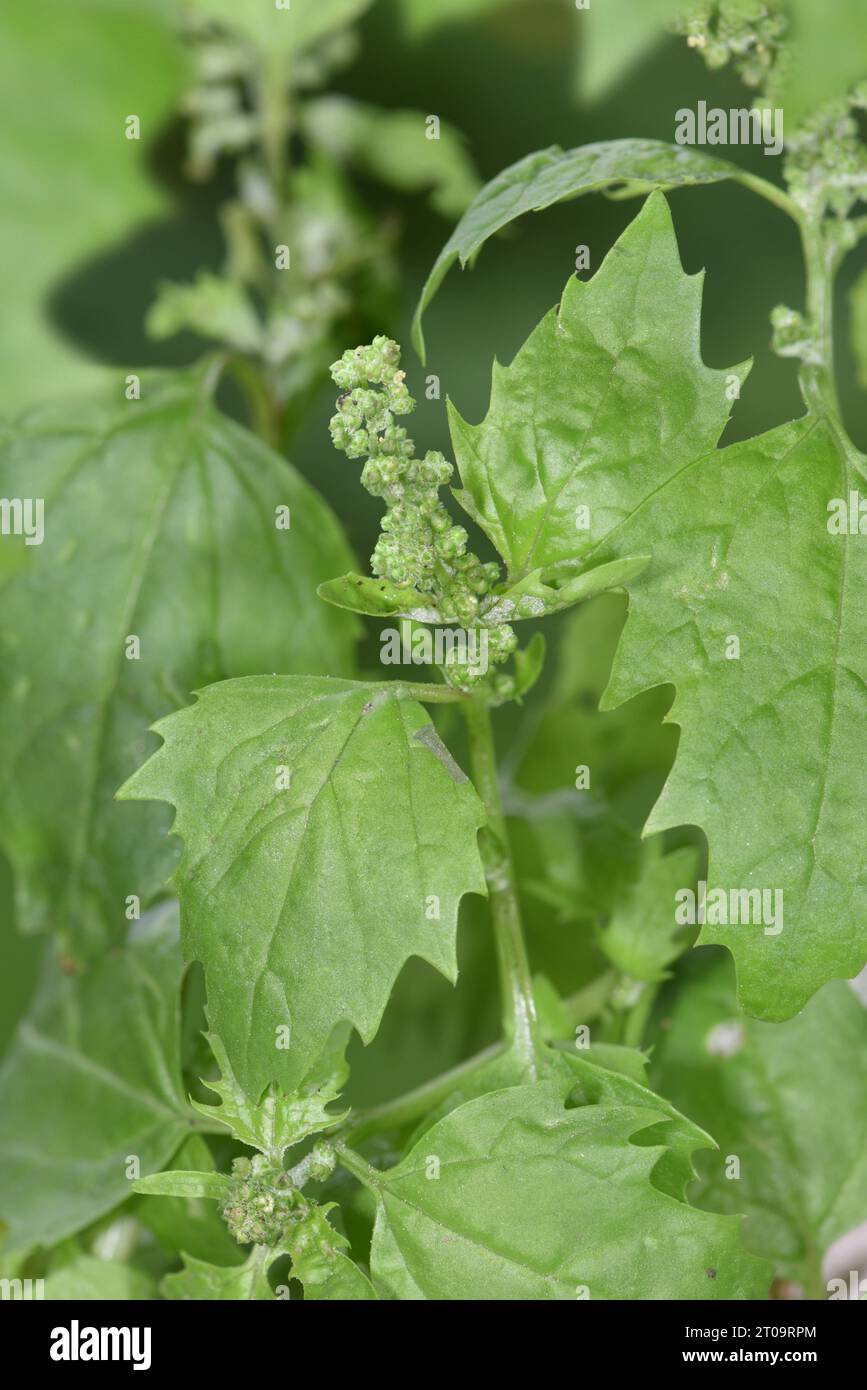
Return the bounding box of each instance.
[2,0,867,1303]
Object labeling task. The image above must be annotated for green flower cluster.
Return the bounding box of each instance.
[676,2,788,92]
[770,303,821,365]
[221,1154,302,1246]
[679,6,867,225]
[783,92,867,221]
[329,337,518,687]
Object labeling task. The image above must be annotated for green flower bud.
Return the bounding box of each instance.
[307,1143,337,1183]
[221,1157,302,1247]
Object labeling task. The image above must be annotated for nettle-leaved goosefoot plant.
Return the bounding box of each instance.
[6,4,867,1303]
[114,88,867,1294]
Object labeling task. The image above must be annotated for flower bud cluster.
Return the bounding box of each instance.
[675,3,788,92]
[329,338,518,686]
[784,94,867,221]
[221,1154,302,1247]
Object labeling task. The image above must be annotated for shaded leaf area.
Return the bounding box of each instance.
[0,905,191,1253]
[502,592,689,1005]
[43,1254,157,1301]
[0,0,188,409]
[0,373,357,957]
[0,853,40,1055]
[120,676,486,1098]
[651,951,867,1292]
[849,265,867,391]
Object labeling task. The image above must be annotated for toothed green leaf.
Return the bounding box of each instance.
[162,1246,276,1301]
[191,1029,349,1160]
[447,194,747,580]
[452,192,867,1019]
[597,840,699,983]
[357,1082,770,1299]
[283,1203,377,1301]
[120,677,486,1098]
[413,141,740,357]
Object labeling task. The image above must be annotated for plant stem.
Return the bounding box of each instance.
[226,355,282,448]
[622,981,659,1050]
[850,213,867,241]
[340,1041,507,1144]
[562,970,618,1026]
[462,696,540,1070]
[259,50,291,205]
[187,1116,232,1137]
[393,680,469,704]
[733,169,802,223]
[800,214,844,420]
[335,1142,381,1189]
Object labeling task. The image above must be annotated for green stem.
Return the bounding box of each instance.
[340,1042,507,1144]
[562,971,618,1027]
[225,355,282,448]
[802,1246,827,1302]
[733,169,802,224]
[258,50,291,204]
[335,1143,381,1189]
[187,1116,232,1137]
[800,214,844,420]
[850,213,867,241]
[392,680,469,705]
[622,981,659,1050]
[462,696,540,1069]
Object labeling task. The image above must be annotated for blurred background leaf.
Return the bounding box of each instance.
[651,950,867,1296]
[0,0,189,409]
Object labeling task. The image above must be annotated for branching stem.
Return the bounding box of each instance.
[733,169,802,224]
[339,1042,507,1144]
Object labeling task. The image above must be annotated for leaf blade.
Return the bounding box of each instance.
[120,677,486,1097]
[453,192,867,1017]
[413,140,740,359]
[651,954,867,1287]
[363,1082,769,1299]
[0,904,190,1250]
[0,373,357,956]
